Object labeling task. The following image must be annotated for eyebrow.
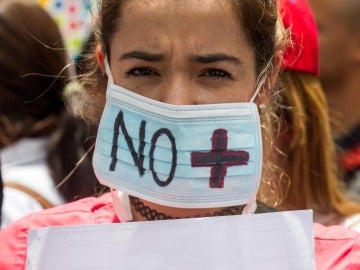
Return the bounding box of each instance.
[119,51,242,65]
[120,51,164,62]
[190,53,242,65]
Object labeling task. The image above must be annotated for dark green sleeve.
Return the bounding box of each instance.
[254,201,277,214]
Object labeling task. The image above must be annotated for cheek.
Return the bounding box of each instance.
[210,84,255,103]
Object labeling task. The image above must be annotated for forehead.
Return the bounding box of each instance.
[113,0,249,52]
[121,0,233,16]
[118,0,241,32]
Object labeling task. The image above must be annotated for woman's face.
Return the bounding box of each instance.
[107,0,257,105]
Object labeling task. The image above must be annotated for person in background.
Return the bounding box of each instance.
[264,0,360,230]
[0,1,359,269]
[308,0,360,201]
[0,0,99,228]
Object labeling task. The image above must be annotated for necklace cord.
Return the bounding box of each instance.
[129,196,245,221]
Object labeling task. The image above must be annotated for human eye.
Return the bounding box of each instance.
[201,69,232,79]
[126,67,159,77]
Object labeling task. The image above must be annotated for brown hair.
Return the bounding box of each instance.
[275,72,360,224]
[0,1,100,202]
[0,1,68,144]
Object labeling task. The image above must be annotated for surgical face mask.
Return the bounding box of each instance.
[93,60,264,213]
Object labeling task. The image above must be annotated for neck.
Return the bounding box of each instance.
[129,196,245,221]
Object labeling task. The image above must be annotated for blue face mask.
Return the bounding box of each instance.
[93,60,264,211]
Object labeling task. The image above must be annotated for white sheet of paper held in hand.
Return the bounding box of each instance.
[26,210,315,270]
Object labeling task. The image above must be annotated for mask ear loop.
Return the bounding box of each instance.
[112,189,133,222]
[251,56,274,104]
[250,75,267,103]
[242,198,257,215]
[104,57,115,84]
[250,73,268,117]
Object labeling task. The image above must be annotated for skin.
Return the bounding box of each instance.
[97,0,278,221]
[308,0,360,136]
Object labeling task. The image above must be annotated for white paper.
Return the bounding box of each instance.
[26,210,315,270]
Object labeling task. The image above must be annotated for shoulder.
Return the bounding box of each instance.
[313,222,360,270]
[0,192,118,270]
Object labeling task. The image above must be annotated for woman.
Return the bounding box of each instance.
[0,1,359,269]
[0,0,99,227]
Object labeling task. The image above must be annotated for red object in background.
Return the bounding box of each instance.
[279,0,319,76]
[338,145,360,173]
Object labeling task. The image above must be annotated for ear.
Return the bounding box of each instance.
[96,45,106,75]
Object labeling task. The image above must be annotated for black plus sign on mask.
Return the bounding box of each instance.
[191,129,249,188]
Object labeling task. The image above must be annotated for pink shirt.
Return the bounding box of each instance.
[0,192,359,270]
